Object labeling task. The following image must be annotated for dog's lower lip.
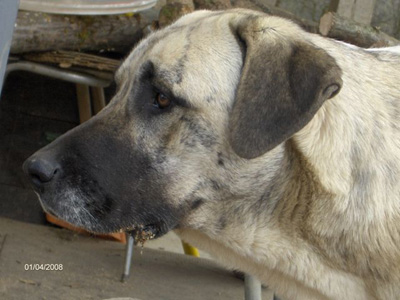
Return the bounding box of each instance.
[124,224,159,244]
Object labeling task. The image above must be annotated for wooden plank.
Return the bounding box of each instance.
[91,86,106,115]
[23,51,120,72]
[75,84,92,123]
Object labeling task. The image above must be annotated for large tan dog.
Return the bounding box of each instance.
[23,9,400,300]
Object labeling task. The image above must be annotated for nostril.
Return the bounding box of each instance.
[31,174,45,191]
[23,156,60,190]
[28,165,58,183]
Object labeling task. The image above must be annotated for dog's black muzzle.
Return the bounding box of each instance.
[22,117,181,235]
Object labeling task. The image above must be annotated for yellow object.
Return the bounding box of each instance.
[182,241,200,257]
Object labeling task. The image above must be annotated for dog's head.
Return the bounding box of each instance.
[23,10,342,238]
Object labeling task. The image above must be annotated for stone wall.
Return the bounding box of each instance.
[277,0,400,39]
[372,0,400,38]
[159,0,400,39]
[275,0,331,23]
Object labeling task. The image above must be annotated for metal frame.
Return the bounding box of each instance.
[6,61,111,87]
[0,0,20,97]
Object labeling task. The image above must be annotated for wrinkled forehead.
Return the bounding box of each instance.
[115,11,243,109]
[116,11,223,78]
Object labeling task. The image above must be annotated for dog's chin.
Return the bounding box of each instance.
[37,194,172,241]
[68,220,171,245]
[48,209,171,239]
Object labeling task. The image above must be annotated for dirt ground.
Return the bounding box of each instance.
[0,217,275,300]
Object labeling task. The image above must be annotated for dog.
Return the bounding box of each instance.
[23,9,400,300]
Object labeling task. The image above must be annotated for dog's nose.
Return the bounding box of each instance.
[23,155,59,191]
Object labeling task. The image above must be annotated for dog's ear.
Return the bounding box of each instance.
[229,18,342,159]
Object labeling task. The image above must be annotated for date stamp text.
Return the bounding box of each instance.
[24,264,63,271]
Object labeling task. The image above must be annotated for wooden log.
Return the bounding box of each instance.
[11,9,159,54]
[319,12,400,48]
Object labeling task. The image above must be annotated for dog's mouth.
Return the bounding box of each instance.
[120,223,167,245]
[40,198,168,242]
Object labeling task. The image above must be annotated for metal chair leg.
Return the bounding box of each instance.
[121,234,135,282]
[244,274,262,300]
[0,0,19,97]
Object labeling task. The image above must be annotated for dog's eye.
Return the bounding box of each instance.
[153,93,171,109]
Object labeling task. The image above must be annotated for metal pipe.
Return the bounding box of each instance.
[244,274,262,300]
[0,0,20,97]
[121,234,135,282]
[5,61,111,87]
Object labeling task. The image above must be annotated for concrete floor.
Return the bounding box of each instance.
[0,217,275,300]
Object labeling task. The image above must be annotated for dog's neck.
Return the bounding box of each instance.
[176,149,367,299]
[176,131,395,299]
[289,41,400,287]
[177,61,400,297]
[296,35,400,198]
[180,139,327,252]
